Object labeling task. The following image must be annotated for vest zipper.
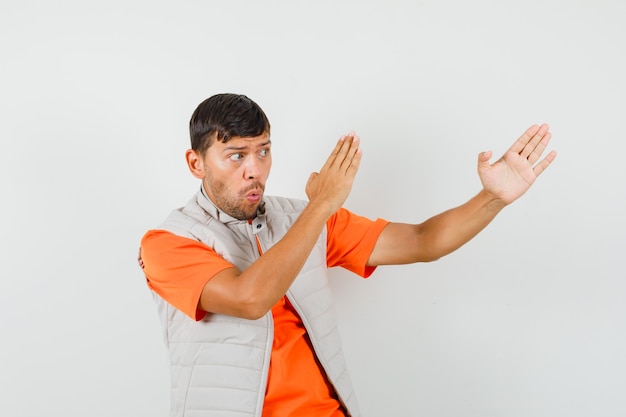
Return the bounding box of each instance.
[248,219,264,256]
[254,234,263,256]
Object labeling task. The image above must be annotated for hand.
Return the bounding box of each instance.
[306,132,362,215]
[478,123,557,205]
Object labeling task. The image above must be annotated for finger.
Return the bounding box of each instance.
[526,132,552,165]
[509,125,539,154]
[509,124,540,155]
[346,146,363,174]
[532,150,557,177]
[333,135,357,173]
[520,123,549,159]
[338,134,361,173]
[320,135,347,172]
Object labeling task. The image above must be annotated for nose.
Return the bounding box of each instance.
[243,156,261,180]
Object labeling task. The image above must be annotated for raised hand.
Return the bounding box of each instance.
[306,132,362,215]
[478,123,557,205]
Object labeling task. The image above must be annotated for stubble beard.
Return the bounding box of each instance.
[204,178,265,220]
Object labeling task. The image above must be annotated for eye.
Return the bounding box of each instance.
[259,148,270,157]
[229,153,244,161]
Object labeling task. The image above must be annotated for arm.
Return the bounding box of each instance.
[367,123,557,266]
[200,134,362,319]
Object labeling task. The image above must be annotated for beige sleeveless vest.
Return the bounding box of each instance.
[152,189,361,417]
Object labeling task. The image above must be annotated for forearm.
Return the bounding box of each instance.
[201,200,336,319]
[415,189,506,261]
[237,202,334,316]
[369,189,506,265]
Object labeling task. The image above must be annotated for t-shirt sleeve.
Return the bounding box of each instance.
[326,208,390,278]
[139,229,235,321]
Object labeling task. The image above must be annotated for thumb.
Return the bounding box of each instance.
[477,150,492,172]
[305,172,319,200]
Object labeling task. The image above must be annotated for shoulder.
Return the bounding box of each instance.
[157,192,220,239]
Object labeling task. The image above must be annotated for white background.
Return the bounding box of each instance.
[1,1,625,416]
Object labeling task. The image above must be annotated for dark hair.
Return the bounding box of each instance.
[189,93,271,154]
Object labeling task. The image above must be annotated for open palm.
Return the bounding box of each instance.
[478,124,557,205]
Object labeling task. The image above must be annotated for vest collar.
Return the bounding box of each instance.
[196,185,267,233]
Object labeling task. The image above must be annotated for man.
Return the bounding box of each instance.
[139,93,556,417]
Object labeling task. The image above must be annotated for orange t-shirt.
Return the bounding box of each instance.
[140,207,389,416]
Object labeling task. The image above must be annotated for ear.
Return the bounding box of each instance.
[185,149,205,179]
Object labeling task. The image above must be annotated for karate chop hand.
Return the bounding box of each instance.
[478,123,557,205]
[306,132,362,216]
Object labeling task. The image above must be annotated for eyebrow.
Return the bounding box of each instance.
[223,140,271,152]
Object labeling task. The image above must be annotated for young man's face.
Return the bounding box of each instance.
[195,132,272,220]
